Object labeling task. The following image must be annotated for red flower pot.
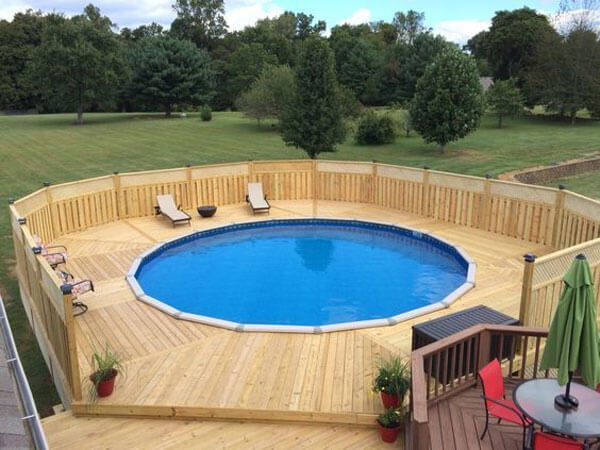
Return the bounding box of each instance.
[91,369,118,397]
[380,392,399,409]
[377,421,401,443]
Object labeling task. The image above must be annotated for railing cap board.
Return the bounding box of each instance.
[411,324,548,359]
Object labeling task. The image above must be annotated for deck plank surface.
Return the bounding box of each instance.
[427,380,524,450]
[50,200,551,429]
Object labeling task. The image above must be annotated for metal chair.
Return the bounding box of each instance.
[478,358,532,447]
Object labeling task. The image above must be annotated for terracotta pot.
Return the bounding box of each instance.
[380,392,399,409]
[377,421,401,443]
[90,369,118,397]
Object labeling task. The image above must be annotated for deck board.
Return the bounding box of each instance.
[50,200,551,427]
[427,380,524,450]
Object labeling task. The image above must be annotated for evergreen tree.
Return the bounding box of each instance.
[486,79,524,128]
[410,49,484,153]
[280,38,346,159]
[129,35,215,116]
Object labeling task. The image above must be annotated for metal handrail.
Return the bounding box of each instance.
[0,293,49,450]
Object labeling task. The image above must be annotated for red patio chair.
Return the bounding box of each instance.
[478,358,531,446]
[532,432,584,450]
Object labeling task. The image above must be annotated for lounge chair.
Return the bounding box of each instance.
[33,234,68,269]
[246,183,270,214]
[155,195,191,227]
[56,270,94,316]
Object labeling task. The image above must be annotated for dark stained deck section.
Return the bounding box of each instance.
[428,379,524,450]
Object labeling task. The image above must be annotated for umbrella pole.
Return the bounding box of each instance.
[554,371,579,409]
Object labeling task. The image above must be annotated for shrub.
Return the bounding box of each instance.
[372,355,411,399]
[355,111,396,145]
[377,407,405,428]
[200,105,212,121]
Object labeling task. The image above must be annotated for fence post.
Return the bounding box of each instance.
[519,253,537,328]
[482,174,492,231]
[186,164,193,209]
[422,166,430,216]
[43,182,58,240]
[371,161,378,205]
[61,284,82,402]
[551,185,566,248]
[312,159,318,216]
[477,329,491,371]
[248,160,254,182]
[112,171,121,220]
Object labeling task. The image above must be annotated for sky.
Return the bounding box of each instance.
[0,0,563,45]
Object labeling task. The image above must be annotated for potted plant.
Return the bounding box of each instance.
[372,355,410,409]
[89,345,123,400]
[377,407,404,443]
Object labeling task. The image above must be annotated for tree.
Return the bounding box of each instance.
[410,49,484,153]
[129,35,215,116]
[0,10,47,110]
[280,38,346,159]
[120,22,164,42]
[526,28,600,123]
[170,0,227,49]
[329,24,383,104]
[28,6,123,124]
[556,0,600,34]
[485,79,524,128]
[392,10,429,44]
[220,43,277,108]
[236,65,295,124]
[467,8,556,85]
[380,33,453,104]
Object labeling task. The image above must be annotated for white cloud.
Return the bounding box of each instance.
[339,8,371,26]
[550,8,600,34]
[225,0,283,31]
[0,0,32,21]
[433,19,490,45]
[0,0,285,31]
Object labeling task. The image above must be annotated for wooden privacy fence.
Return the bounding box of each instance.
[9,160,600,404]
[519,237,600,330]
[8,203,81,406]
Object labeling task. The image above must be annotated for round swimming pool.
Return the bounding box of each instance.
[127,219,475,333]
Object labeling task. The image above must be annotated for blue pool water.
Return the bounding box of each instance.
[135,220,468,327]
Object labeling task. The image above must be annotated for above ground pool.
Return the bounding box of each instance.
[127,219,475,333]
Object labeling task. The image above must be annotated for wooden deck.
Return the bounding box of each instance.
[428,379,524,450]
[42,411,391,449]
[50,200,552,431]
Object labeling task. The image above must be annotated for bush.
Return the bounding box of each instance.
[355,111,396,145]
[200,105,212,121]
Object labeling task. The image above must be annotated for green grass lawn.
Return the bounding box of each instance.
[1,110,599,414]
[543,171,600,200]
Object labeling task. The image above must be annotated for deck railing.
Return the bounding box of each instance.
[409,324,549,450]
[8,160,600,407]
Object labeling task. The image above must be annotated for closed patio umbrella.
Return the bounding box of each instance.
[539,254,600,409]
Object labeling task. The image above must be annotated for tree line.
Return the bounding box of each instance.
[0,0,598,128]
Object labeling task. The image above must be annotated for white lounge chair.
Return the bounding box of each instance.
[156,195,191,227]
[246,183,270,214]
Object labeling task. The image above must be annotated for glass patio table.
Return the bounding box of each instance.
[514,378,600,439]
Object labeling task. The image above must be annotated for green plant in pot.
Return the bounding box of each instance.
[89,345,123,400]
[372,355,410,409]
[377,406,405,443]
